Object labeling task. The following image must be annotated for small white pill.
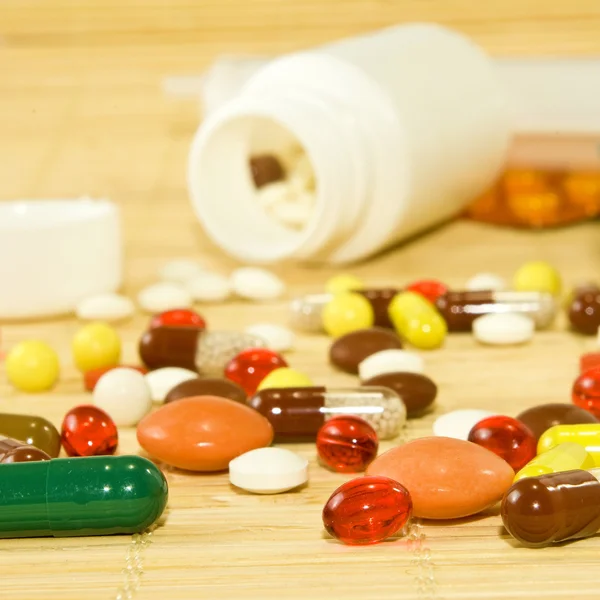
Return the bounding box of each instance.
[358,349,424,381]
[75,293,135,322]
[159,259,205,284]
[93,367,152,426]
[187,272,231,303]
[145,367,198,403]
[432,409,496,441]
[473,313,534,345]
[137,282,192,313]
[229,447,308,494]
[230,267,286,301]
[269,200,313,229]
[244,323,294,352]
[256,181,292,210]
[466,273,507,292]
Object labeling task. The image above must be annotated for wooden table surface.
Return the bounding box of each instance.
[2,2,600,599]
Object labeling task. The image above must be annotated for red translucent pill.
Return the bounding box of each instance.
[61,405,118,457]
[149,308,206,330]
[468,415,536,471]
[322,476,412,545]
[224,348,288,395]
[405,279,448,303]
[572,369,600,418]
[580,354,600,375]
[84,365,148,392]
[316,416,378,473]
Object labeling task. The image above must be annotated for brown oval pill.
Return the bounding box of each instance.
[249,154,285,188]
[361,372,437,416]
[516,403,599,441]
[0,436,51,463]
[569,290,600,335]
[0,413,61,458]
[139,326,201,372]
[329,328,403,374]
[165,377,247,404]
[356,289,398,329]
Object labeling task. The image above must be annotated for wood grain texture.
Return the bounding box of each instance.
[1,2,600,599]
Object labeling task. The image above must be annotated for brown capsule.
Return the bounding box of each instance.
[0,413,61,458]
[165,377,247,404]
[329,328,403,374]
[361,372,437,417]
[501,469,600,547]
[249,154,285,188]
[516,403,599,441]
[0,437,51,463]
[356,288,398,329]
[569,290,600,335]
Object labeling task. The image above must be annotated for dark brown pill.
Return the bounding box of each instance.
[329,328,403,374]
[569,290,600,335]
[501,470,600,547]
[249,154,285,188]
[165,377,247,404]
[361,372,436,417]
[139,326,201,372]
[516,403,599,441]
[356,288,398,329]
[0,413,61,458]
[435,291,495,331]
[0,436,51,463]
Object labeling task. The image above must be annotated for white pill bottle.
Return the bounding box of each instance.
[188,23,511,264]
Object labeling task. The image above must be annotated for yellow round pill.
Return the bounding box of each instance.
[513,260,562,296]
[257,367,313,391]
[322,292,374,338]
[325,274,364,294]
[6,340,60,393]
[72,322,121,372]
[388,291,434,330]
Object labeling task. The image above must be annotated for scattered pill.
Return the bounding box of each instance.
[61,405,118,457]
[93,367,152,426]
[229,447,308,494]
[84,364,148,392]
[538,424,600,465]
[149,308,206,330]
[405,279,448,303]
[249,154,285,188]
[186,272,231,303]
[256,367,313,391]
[0,456,168,538]
[224,348,288,396]
[75,293,135,322]
[516,403,599,441]
[72,322,121,373]
[569,288,600,335]
[0,413,61,457]
[322,476,412,545]
[358,349,424,381]
[137,282,192,313]
[316,416,378,473]
[270,200,313,229]
[572,369,600,418]
[513,260,562,296]
[0,437,50,463]
[6,340,60,393]
[432,409,496,440]
[137,396,274,471]
[366,437,514,519]
[465,273,507,292]
[322,292,374,338]
[473,313,534,345]
[230,267,285,301]
[244,323,295,352]
[165,377,247,404]
[325,274,364,294]
[329,328,403,374]
[145,367,198,402]
[159,259,205,284]
[580,352,600,373]
[513,443,595,482]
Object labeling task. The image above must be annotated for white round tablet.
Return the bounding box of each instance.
[432,409,496,441]
[137,282,192,313]
[145,367,198,403]
[230,267,286,301]
[75,293,135,322]
[229,447,308,494]
[473,313,534,345]
[244,323,294,352]
[358,349,424,381]
[465,273,507,292]
[159,259,205,284]
[187,271,231,303]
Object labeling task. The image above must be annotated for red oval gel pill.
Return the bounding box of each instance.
[149,308,206,330]
[61,405,118,457]
[573,369,600,418]
[224,348,288,395]
[405,279,448,303]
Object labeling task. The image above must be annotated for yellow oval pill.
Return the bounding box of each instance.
[513,260,562,296]
[72,322,121,372]
[325,274,364,294]
[6,340,60,393]
[322,292,374,338]
[257,367,313,391]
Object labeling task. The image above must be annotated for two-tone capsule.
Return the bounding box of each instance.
[0,413,61,458]
[247,386,406,440]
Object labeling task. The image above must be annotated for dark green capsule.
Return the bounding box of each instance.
[0,455,168,538]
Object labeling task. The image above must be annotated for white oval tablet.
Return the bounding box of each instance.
[230,267,286,301]
[473,313,534,345]
[358,349,424,381]
[159,259,205,284]
[137,282,192,313]
[244,323,294,352]
[432,409,497,441]
[145,367,198,402]
[465,273,507,292]
[75,293,135,322]
[229,447,308,494]
[93,367,152,426]
[187,272,231,303]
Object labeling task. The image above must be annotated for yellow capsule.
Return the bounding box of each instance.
[72,322,121,372]
[322,292,374,338]
[325,274,364,294]
[513,260,562,296]
[514,442,595,482]
[538,424,600,466]
[257,367,313,391]
[6,340,60,393]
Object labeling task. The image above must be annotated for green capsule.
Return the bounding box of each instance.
[0,455,168,538]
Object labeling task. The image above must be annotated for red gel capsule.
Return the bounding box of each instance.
[405,279,448,303]
[224,348,288,395]
[84,365,148,392]
[316,416,378,473]
[468,415,536,471]
[149,308,206,330]
[322,476,412,545]
[573,369,600,418]
[61,405,118,457]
